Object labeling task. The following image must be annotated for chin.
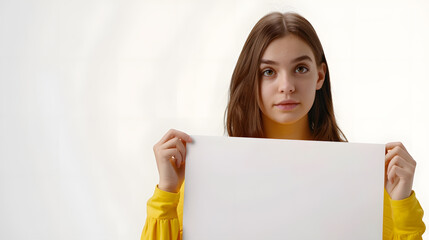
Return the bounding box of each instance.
[274,117,301,125]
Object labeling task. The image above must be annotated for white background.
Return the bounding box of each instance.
[0,0,428,239]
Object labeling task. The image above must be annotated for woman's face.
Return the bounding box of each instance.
[258,34,326,125]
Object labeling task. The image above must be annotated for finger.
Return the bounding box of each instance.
[387,165,398,184]
[163,137,180,149]
[387,155,413,175]
[385,145,415,166]
[387,165,412,184]
[163,148,183,168]
[385,142,410,155]
[164,137,186,151]
[171,137,187,166]
[387,156,402,174]
[158,129,193,145]
[176,139,187,166]
[163,137,186,163]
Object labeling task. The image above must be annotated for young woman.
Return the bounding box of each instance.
[141,12,425,239]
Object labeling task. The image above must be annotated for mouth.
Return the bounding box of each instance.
[275,103,299,111]
[276,99,299,105]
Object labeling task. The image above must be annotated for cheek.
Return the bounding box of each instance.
[259,83,272,106]
[299,81,318,103]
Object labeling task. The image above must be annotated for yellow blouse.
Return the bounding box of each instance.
[141,184,425,240]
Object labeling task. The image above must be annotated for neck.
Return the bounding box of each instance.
[262,114,314,140]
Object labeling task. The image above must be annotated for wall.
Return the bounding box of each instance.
[0,0,428,239]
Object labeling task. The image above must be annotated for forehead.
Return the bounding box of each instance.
[261,34,315,63]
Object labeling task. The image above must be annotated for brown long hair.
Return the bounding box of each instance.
[224,12,348,142]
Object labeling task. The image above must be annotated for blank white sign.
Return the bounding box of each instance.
[183,135,385,240]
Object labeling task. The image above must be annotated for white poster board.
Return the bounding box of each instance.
[183,136,385,240]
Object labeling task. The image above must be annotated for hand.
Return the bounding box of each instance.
[153,129,192,193]
[385,142,416,200]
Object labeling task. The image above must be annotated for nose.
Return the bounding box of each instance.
[278,72,295,93]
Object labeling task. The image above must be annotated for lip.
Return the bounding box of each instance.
[275,103,299,111]
[274,100,300,111]
[275,100,299,105]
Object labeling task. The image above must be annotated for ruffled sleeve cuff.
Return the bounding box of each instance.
[388,190,426,236]
[146,185,181,219]
[390,191,418,209]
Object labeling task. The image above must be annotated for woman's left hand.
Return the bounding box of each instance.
[385,142,417,200]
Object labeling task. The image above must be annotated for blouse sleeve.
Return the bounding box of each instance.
[383,189,426,240]
[140,184,184,240]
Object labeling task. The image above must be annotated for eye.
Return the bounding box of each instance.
[295,66,309,73]
[262,69,275,77]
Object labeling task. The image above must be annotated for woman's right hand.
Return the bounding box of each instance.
[153,129,193,193]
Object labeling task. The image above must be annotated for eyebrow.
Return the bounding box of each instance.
[260,55,313,65]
